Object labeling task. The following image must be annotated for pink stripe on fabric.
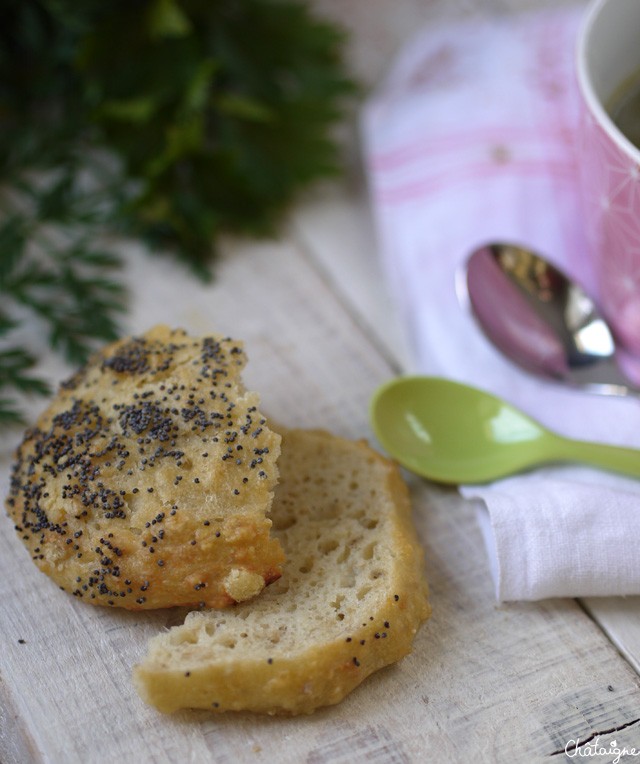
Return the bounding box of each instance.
[371,159,576,204]
[370,126,575,172]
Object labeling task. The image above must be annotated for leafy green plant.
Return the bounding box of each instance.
[0,159,127,423]
[0,0,354,424]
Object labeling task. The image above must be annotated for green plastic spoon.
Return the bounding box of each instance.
[370,376,640,485]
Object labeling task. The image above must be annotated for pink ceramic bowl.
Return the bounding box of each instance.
[577,0,640,356]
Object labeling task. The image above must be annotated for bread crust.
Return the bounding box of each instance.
[6,325,284,609]
[134,429,431,714]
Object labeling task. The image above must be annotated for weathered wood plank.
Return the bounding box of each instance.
[291,186,413,374]
[582,597,640,676]
[3,230,640,763]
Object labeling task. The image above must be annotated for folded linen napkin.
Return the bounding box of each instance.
[362,5,640,601]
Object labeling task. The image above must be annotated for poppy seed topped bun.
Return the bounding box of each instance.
[6,325,284,610]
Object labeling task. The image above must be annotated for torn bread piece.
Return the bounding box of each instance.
[134,428,431,715]
[6,325,284,609]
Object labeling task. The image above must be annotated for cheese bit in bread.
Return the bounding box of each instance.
[6,325,284,610]
[134,428,431,715]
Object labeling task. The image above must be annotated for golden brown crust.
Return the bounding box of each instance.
[135,592,426,715]
[6,325,284,609]
[134,428,431,714]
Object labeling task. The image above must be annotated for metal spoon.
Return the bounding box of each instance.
[370,376,640,485]
[464,242,639,396]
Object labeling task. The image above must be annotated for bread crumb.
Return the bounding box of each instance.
[224,568,265,602]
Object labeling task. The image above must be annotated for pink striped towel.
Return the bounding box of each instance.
[362,6,640,601]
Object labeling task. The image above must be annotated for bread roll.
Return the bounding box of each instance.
[6,325,284,609]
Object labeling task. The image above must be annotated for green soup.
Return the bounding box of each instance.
[609,70,640,149]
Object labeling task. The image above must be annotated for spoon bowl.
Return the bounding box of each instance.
[370,376,640,484]
[464,243,639,395]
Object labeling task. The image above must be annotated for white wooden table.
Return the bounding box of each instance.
[4,1,640,762]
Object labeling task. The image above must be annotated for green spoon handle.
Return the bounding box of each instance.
[562,437,640,479]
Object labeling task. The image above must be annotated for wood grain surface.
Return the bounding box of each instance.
[4,1,640,762]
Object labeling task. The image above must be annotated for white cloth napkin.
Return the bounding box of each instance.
[362,6,640,601]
